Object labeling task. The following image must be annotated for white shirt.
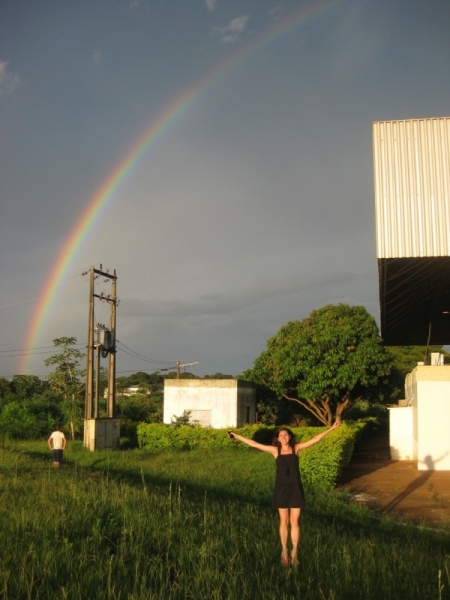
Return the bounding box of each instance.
[50,431,65,450]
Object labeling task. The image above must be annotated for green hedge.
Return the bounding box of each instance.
[136,423,273,451]
[137,421,367,490]
[296,423,365,489]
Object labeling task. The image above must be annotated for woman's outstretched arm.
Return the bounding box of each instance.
[228,431,277,456]
[295,420,342,452]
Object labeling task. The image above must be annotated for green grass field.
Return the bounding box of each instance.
[1,440,449,600]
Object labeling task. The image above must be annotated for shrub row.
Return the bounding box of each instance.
[136,422,272,451]
[297,422,365,489]
[136,421,367,490]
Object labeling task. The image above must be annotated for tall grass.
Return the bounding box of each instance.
[0,440,449,599]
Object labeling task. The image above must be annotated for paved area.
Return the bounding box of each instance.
[337,433,450,528]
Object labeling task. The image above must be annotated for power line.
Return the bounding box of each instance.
[0,343,86,358]
[116,367,165,374]
[115,340,174,365]
[116,346,173,366]
[0,350,63,358]
[0,297,41,309]
[0,272,87,311]
[0,343,85,353]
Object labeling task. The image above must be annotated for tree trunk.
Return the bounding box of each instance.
[335,394,361,421]
[283,395,331,426]
[335,399,349,421]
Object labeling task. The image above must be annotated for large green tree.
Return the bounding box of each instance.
[44,337,85,439]
[245,304,392,426]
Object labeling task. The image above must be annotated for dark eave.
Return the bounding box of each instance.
[378,257,450,345]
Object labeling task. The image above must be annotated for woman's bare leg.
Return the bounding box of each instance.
[289,508,301,564]
[278,508,289,565]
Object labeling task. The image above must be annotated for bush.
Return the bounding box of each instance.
[296,423,365,489]
[0,402,41,439]
[136,422,367,489]
[137,423,247,451]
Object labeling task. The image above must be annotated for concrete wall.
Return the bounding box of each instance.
[163,379,256,429]
[84,418,120,451]
[388,406,413,460]
[401,366,450,470]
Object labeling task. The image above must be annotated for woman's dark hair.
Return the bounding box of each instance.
[272,427,296,450]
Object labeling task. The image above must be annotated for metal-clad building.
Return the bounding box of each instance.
[373,117,450,345]
[373,117,450,258]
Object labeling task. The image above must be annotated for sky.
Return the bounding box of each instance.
[1,0,450,380]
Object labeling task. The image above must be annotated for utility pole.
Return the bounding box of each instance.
[107,273,117,417]
[161,360,199,378]
[84,265,119,450]
[85,269,95,419]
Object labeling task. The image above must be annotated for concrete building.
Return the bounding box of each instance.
[388,358,450,470]
[163,379,256,428]
[373,117,450,471]
[373,117,450,345]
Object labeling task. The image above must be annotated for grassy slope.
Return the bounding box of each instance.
[0,441,449,600]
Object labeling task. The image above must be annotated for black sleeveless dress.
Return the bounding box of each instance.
[272,447,306,509]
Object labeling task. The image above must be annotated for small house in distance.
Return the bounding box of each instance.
[163,379,256,428]
[104,386,151,398]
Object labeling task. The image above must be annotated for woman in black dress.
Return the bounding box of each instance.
[228,421,341,566]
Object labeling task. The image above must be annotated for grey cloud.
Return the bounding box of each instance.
[0,61,20,95]
[3,0,449,379]
[204,0,216,11]
[121,270,361,319]
[213,16,250,43]
[92,50,102,66]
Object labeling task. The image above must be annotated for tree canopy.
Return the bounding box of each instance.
[116,371,163,390]
[244,304,392,425]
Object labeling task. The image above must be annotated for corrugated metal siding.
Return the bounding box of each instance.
[373,117,450,258]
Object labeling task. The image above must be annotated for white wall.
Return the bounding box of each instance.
[388,406,413,460]
[163,379,255,429]
[402,366,450,470]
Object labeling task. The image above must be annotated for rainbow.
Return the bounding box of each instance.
[21,0,344,374]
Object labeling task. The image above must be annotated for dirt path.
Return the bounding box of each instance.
[337,432,450,529]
